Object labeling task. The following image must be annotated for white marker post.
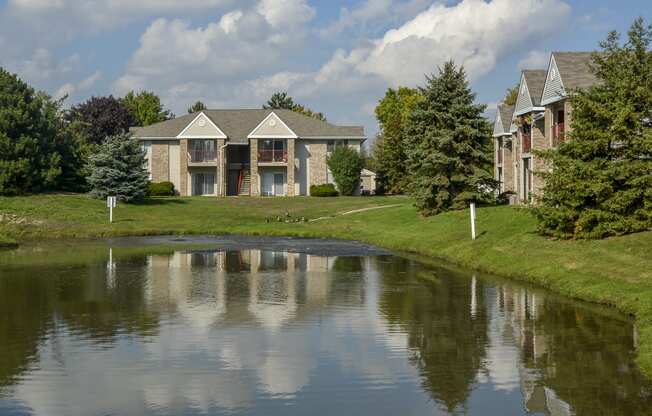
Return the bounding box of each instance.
[470,202,477,240]
[107,196,117,223]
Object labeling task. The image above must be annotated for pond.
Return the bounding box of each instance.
[0,236,651,415]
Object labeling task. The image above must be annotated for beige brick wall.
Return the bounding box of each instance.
[179,139,188,196]
[308,142,328,185]
[217,139,225,196]
[286,138,295,196]
[250,139,260,196]
[151,142,170,182]
[503,138,515,193]
[531,117,547,198]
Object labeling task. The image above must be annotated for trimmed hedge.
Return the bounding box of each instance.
[148,181,176,196]
[310,184,339,197]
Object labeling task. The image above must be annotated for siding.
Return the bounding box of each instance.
[493,113,505,136]
[541,55,565,105]
[514,74,534,116]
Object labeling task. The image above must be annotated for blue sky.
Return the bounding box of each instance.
[0,0,649,137]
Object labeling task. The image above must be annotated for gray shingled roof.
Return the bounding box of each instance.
[522,70,547,106]
[498,104,514,134]
[552,52,599,91]
[131,109,365,143]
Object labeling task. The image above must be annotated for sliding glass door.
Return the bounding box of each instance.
[192,172,215,196]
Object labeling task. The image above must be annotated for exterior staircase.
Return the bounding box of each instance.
[238,170,251,196]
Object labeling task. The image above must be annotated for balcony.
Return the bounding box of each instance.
[189,149,217,164]
[552,122,565,147]
[522,133,532,154]
[258,149,287,163]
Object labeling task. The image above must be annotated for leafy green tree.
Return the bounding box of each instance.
[405,61,495,216]
[187,100,207,114]
[123,90,173,127]
[503,85,519,106]
[374,87,423,194]
[68,95,135,145]
[0,68,86,195]
[535,18,652,239]
[326,145,364,196]
[263,91,327,121]
[87,133,149,202]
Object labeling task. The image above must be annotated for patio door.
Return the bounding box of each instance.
[273,173,285,196]
[192,172,215,196]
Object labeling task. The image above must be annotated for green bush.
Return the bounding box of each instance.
[310,184,339,197]
[326,146,363,196]
[148,181,175,196]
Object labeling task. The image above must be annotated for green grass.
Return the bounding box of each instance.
[2,193,652,375]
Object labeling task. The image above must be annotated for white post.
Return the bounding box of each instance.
[107,196,117,223]
[470,202,477,240]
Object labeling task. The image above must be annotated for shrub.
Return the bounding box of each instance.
[148,181,175,196]
[326,146,364,196]
[310,184,339,197]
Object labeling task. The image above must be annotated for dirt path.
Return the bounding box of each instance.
[309,204,405,222]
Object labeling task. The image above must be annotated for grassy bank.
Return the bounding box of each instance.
[1,194,652,374]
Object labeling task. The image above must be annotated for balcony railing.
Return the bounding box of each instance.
[189,149,217,163]
[497,149,503,164]
[522,133,532,154]
[258,149,288,163]
[552,122,565,147]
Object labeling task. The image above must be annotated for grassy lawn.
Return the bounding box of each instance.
[1,193,652,374]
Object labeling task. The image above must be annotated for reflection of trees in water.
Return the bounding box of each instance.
[377,257,488,413]
[524,298,652,415]
[0,258,160,390]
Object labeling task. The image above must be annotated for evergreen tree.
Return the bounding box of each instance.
[0,68,85,195]
[123,90,173,127]
[374,87,423,194]
[87,133,149,202]
[263,91,326,121]
[68,95,135,145]
[405,61,495,216]
[535,18,652,239]
[326,145,364,196]
[187,101,207,114]
[263,91,295,109]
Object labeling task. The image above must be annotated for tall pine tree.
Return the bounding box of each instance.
[87,133,150,202]
[405,61,495,215]
[535,18,652,239]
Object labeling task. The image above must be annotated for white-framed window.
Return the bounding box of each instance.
[192,172,215,196]
[327,140,349,153]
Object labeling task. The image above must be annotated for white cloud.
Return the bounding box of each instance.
[55,71,102,100]
[517,50,550,70]
[113,0,315,104]
[319,0,431,38]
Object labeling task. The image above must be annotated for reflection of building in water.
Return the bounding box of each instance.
[483,284,571,416]
[141,249,343,330]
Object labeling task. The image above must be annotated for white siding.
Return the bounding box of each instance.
[514,73,534,116]
[541,55,566,105]
[493,113,504,136]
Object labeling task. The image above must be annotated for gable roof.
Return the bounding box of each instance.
[541,52,599,105]
[131,109,365,143]
[514,70,547,116]
[493,104,514,137]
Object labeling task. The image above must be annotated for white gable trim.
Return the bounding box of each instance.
[177,112,227,139]
[492,112,505,137]
[248,111,298,139]
[514,73,534,117]
[541,54,567,106]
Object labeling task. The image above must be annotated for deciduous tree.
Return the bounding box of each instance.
[123,90,173,127]
[68,95,135,145]
[326,145,364,196]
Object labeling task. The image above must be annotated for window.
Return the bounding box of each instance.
[189,140,216,162]
[327,140,348,153]
[258,139,287,163]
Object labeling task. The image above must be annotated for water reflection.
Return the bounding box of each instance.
[0,243,650,415]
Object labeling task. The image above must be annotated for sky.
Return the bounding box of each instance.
[0,0,650,138]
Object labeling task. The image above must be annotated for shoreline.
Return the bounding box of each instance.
[1,194,651,376]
